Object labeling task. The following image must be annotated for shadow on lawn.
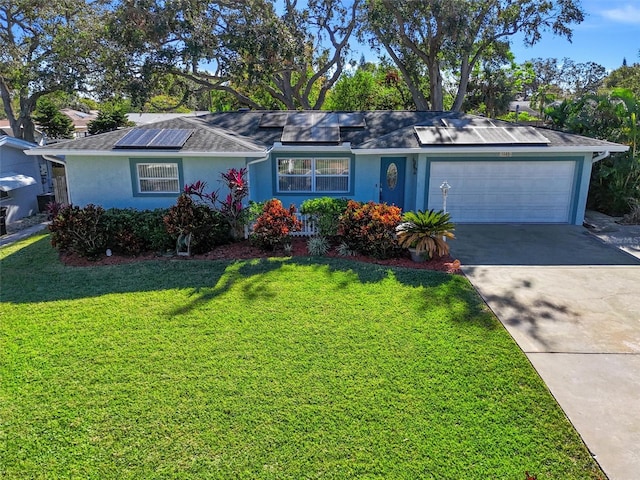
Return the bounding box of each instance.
[167,257,472,319]
[2,235,487,327]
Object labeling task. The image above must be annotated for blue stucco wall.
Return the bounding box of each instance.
[64,150,596,225]
[248,152,411,209]
[65,155,248,209]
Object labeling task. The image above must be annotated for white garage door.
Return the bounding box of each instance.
[428,161,575,223]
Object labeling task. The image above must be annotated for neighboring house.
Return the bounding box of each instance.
[126,112,210,126]
[25,111,629,225]
[60,109,99,138]
[0,135,43,224]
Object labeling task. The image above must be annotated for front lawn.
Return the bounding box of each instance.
[1,234,603,479]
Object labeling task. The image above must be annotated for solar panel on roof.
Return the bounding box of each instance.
[286,112,316,128]
[446,127,485,144]
[113,128,193,149]
[415,125,550,146]
[442,117,497,128]
[281,125,340,143]
[338,112,366,128]
[114,129,162,148]
[147,129,193,148]
[259,112,288,127]
[507,126,549,144]
[315,113,340,127]
[474,127,518,144]
[414,126,454,144]
[441,118,470,128]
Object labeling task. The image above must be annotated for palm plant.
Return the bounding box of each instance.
[396,209,455,260]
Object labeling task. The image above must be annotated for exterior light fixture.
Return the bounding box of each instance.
[440,180,451,213]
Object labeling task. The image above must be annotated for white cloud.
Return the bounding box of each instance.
[600,4,640,24]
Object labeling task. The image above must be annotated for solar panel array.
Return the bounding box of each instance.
[414,126,549,146]
[281,125,340,143]
[258,112,288,127]
[114,129,194,149]
[259,112,365,143]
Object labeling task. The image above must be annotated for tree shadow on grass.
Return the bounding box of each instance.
[1,235,490,329]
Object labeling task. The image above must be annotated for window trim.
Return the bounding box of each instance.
[129,159,184,197]
[275,155,353,194]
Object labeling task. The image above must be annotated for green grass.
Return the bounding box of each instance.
[1,234,603,479]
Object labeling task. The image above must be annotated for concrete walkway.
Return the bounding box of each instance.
[0,222,49,247]
[452,221,640,480]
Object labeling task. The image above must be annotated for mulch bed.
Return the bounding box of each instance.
[59,237,462,274]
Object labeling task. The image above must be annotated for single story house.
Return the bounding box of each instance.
[1,135,44,224]
[25,110,629,225]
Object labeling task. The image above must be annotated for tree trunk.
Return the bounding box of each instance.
[19,95,37,143]
[382,43,429,111]
[0,77,21,139]
[452,59,472,112]
[427,60,443,111]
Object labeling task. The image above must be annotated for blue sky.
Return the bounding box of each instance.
[504,0,640,70]
[353,0,640,71]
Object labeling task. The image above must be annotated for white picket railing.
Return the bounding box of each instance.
[244,214,318,239]
[291,214,317,237]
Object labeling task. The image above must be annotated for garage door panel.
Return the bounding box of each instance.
[428,161,575,223]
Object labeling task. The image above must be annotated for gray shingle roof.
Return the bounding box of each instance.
[30,110,628,154]
[37,117,266,153]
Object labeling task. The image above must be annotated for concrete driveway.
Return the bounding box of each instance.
[451,224,640,480]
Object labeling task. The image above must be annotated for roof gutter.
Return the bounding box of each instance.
[591,151,610,164]
[354,145,629,155]
[24,148,268,158]
[246,146,273,166]
[42,154,66,165]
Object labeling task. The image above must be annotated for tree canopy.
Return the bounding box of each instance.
[360,0,585,111]
[0,0,109,141]
[32,97,75,140]
[106,0,360,110]
[605,62,640,98]
[7,0,633,141]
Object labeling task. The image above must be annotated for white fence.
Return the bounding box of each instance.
[245,213,317,239]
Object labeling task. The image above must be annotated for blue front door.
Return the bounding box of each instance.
[380,157,405,209]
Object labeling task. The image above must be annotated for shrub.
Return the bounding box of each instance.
[300,197,349,236]
[250,199,302,251]
[164,194,229,254]
[588,152,640,216]
[45,201,64,221]
[335,241,356,257]
[136,209,175,252]
[49,206,175,258]
[621,197,640,224]
[337,200,402,259]
[307,236,330,256]
[102,208,173,255]
[49,204,107,258]
[396,209,455,259]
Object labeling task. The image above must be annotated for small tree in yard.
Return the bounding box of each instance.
[183,167,249,240]
[32,98,75,140]
[87,104,134,135]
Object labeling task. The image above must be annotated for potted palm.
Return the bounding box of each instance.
[396,209,455,262]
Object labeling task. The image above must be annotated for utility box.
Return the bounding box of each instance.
[37,193,55,213]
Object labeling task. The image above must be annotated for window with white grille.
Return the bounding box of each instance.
[277,157,350,193]
[136,163,180,193]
